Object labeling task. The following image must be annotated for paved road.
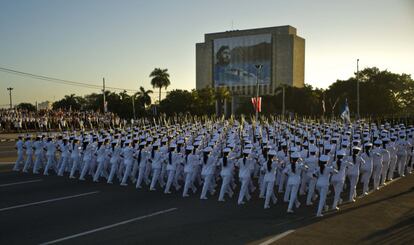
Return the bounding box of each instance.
[1,142,413,245]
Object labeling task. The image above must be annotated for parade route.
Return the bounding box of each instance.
[1,141,414,245]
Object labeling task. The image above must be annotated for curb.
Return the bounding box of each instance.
[0,139,16,142]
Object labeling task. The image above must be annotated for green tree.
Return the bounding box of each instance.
[160,90,194,116]
[16,102,36,112]
[191,87,215,115]
[135,86,153,108]
[52,94,85,111]
[325,67,414,117]
[150,68,170,104]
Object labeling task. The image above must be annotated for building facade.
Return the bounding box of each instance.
[196,25,305,115]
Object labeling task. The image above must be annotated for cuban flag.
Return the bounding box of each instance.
[340,98,350,123]
[251,97,262,112]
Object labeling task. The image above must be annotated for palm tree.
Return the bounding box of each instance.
[135,86,153,108]
[149,68,170,104]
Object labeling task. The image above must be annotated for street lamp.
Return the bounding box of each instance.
[7,87,13,109]
[356,59,360,119]
[255,64,263,122]
[131,94,136,120]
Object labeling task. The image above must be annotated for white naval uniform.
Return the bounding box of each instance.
[135,149,150,188]
[315,165,337,216]
[371,147,383,190]
[43,141,57,175]
[218,157,235,201]
[236,157,254,204]
[69,143,81,179]
[200,155,218,200]
[164,151,183,194]
[360,151,373,195]
[13,140,24,171]
[304,155,318,205]
[57,143,70,176]
[149,151,164,190]
[346,155,364,202]
[261,160,278,209]
[120,146,136,186]
[107,146,122,184]
[182,153,200,197]
[283,162,306,212]
[331,159,352,209]
[33,140,44,174]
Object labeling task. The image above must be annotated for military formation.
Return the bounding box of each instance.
[12,119,414,217]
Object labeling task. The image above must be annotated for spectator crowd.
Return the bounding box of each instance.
[0,109,124,133]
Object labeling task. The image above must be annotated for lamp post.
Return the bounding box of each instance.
[132,94,136,120]
[282,85,285,117]
[7,87,13,109]
[356,59,360,119]
[255,64,263,122]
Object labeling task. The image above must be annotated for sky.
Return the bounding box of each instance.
[0,0,413,107]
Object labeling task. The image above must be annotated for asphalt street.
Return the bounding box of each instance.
[0,141,413,245]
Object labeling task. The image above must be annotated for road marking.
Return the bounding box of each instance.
[0,191,99,212]
[0,179,42,187]
[0,150,16,154]
[259,230,295,245]
[40,208,178,245]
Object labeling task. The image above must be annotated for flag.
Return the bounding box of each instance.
[251,97,262,112]
[340,99,351,123]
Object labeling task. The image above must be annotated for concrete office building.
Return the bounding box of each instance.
[196,25,305,115]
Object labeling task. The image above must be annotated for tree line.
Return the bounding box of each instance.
[15,67,414,119]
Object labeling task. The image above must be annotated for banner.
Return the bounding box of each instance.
[214,34,271,86]
[251,97,262,112]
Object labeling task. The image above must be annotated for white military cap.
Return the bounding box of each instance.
[268,150,277,156]
[243,149,252,154]
[337,150,346,156]
[203,146,213,152]
[291,152,301,159]
[309,145,318,153]
[352,146,362,151]
[319,155,330,162]
[186,145,194,151]
[223,148,231,153]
